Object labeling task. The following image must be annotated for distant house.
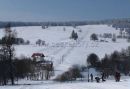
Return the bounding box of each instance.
[31,52,53,70]
[31,53,54,80]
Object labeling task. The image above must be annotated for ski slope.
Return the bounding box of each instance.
[0,25,130,77]
[0,25,130,89]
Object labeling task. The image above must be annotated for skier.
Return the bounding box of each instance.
[90,73,93,82]
[101,72,106,82]
[95,77,100,83]
[115,71,121,82]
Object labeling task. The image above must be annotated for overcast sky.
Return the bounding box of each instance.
[0,0,130,22]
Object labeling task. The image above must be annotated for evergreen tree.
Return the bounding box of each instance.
[87,53,100,67]
[70,30,78,40]
[90,33,98,41]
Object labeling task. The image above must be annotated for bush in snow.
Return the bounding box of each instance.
[90,33,98,41]
[1,37,25,45]
[54,65,83,82]
[103,33,112,38]
[36,39,46,46]
[25,40,30,45]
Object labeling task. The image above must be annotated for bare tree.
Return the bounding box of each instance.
[1,23,16,85]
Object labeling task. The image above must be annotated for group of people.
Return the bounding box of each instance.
[90,73,106,83]
[89,71,121,83]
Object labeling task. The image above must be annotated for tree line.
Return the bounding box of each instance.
[87,47,130,76]
[0,23,53,85]
[0,18,130,28]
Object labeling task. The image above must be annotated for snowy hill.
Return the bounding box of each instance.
[0,25,129,77]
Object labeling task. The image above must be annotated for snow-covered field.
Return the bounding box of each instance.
[0,25,130,89]
[0,77,130,89]
[0,25,130,75]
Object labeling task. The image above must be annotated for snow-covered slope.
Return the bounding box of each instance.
[0,25,129,77]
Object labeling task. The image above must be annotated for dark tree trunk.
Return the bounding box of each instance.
[9,46,14,85]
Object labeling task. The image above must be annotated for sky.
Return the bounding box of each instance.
[0,0,130,22]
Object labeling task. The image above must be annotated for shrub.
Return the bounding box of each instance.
[90,33,98,41]
[54,65,83,82]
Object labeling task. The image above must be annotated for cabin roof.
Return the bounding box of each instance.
[32,53,45,58]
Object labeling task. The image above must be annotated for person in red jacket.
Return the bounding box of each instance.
[115,71,121,82]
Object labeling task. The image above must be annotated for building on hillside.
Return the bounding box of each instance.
[31,53,54,80]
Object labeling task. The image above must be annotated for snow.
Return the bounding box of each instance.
[0,77,130,89]
[0,25,130,76]
[0,25,130,89]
